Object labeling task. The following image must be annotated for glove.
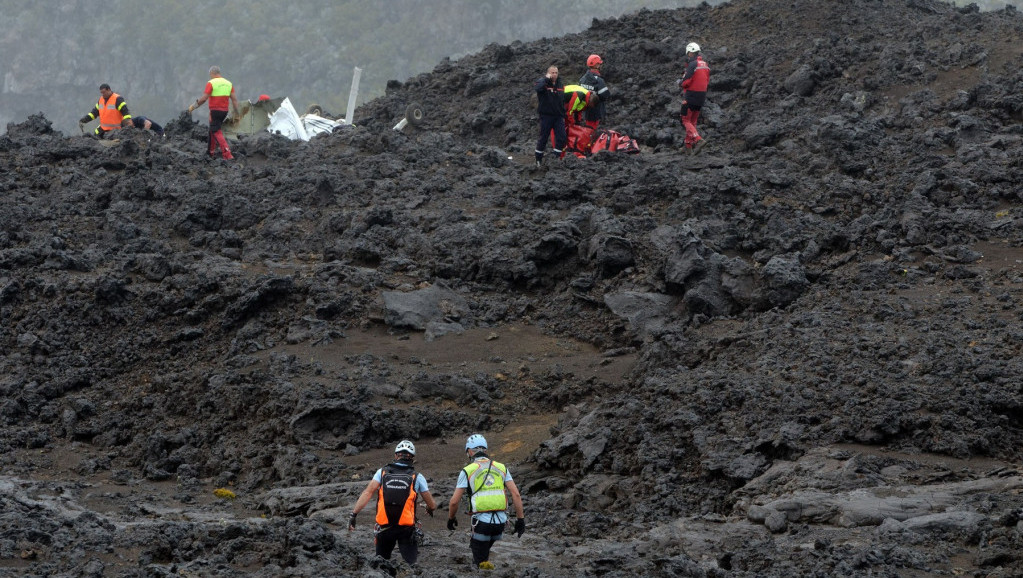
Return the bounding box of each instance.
[78,121,85,131]
[447,518,457,531]
[513,518,525,537]
[426,507,435,518]
[187,104,196,113]
[79,115,90,124]
[348,512,357,529]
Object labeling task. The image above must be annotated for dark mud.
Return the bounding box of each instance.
[2,0,1023,576]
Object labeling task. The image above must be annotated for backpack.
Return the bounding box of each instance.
[591,129,641,154]
[615,134,641,154]
[564,122,595,157]
[378,464,418,526]
[590,129,616,154]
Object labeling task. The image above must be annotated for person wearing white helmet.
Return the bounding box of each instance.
[447,434,525,571]
[578,54,611,129]
[348,440,437,565]
[677,41,710,154]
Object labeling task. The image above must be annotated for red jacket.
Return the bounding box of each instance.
[681,56,710,93]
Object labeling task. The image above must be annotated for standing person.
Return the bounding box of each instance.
[578,54,611,129]
[129,116,165,137]
[79,84,132,138]
[678,42,710,154]
[534,65,566,168]
[447,434,525,571]
[187,66,240,160]
[348,440,437,566]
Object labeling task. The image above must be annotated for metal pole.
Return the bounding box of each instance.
[345,67,362,125]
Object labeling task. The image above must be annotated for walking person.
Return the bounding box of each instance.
[678,42,710,154]
[578,54,611,130]
[534,65,566,167]
[79,84,132,138]
[447,434,525,571]
[187,66,240,160]
[348,441,437,566]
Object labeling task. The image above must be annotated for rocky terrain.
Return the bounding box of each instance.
[2,0,1023,576]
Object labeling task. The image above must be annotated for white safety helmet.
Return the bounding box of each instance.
[686,42,701,54]
[465,434,488,451]
[394,440,416,456]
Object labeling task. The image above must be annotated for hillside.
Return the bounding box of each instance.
[0,0,695,136]
[2,0,1023,576]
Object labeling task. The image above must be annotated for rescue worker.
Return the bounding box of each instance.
[561,84,597,157]
[447,434,525,571]
[578,54,611,129]
[562,84,595,126]
[348,440,437,565]
[534,65,566,167]
[187,66,240,160]
[129,116,165,137]
[79,84,131,138]
[678,42,710,154]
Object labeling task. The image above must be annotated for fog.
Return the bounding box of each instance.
[0,0,713,136]
[0,0,1014,136]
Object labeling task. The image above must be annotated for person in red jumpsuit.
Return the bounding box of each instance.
[678,42,710,154]
[188,66,240,160]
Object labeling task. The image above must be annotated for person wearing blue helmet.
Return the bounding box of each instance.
[447,434,525,571]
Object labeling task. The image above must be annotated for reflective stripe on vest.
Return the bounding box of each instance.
[464,460,508,513]
[562,84,591,115]
[97,93,124,131]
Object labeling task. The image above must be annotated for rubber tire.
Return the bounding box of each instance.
[405,103,425,127]
[306,104,324,116]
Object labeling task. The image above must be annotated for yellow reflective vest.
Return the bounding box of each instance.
[562,84,593,115]
[463,459,509,513]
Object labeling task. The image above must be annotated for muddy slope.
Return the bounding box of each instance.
[2,0,1023,576]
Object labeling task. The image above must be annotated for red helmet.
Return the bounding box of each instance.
[587,54,603,68]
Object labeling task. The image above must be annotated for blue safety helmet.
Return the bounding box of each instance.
[465,434,488,451]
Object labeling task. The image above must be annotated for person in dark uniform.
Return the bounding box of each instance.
[578,54,611,129]
[534,65,567,167]
[678,42,710,154]
[129,116,165,137]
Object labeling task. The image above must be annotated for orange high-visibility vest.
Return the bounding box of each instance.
[97,93,126,131]
[375,468,418,526]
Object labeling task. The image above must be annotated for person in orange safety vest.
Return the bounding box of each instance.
[348,440,437,565]
[79,84,131,138]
